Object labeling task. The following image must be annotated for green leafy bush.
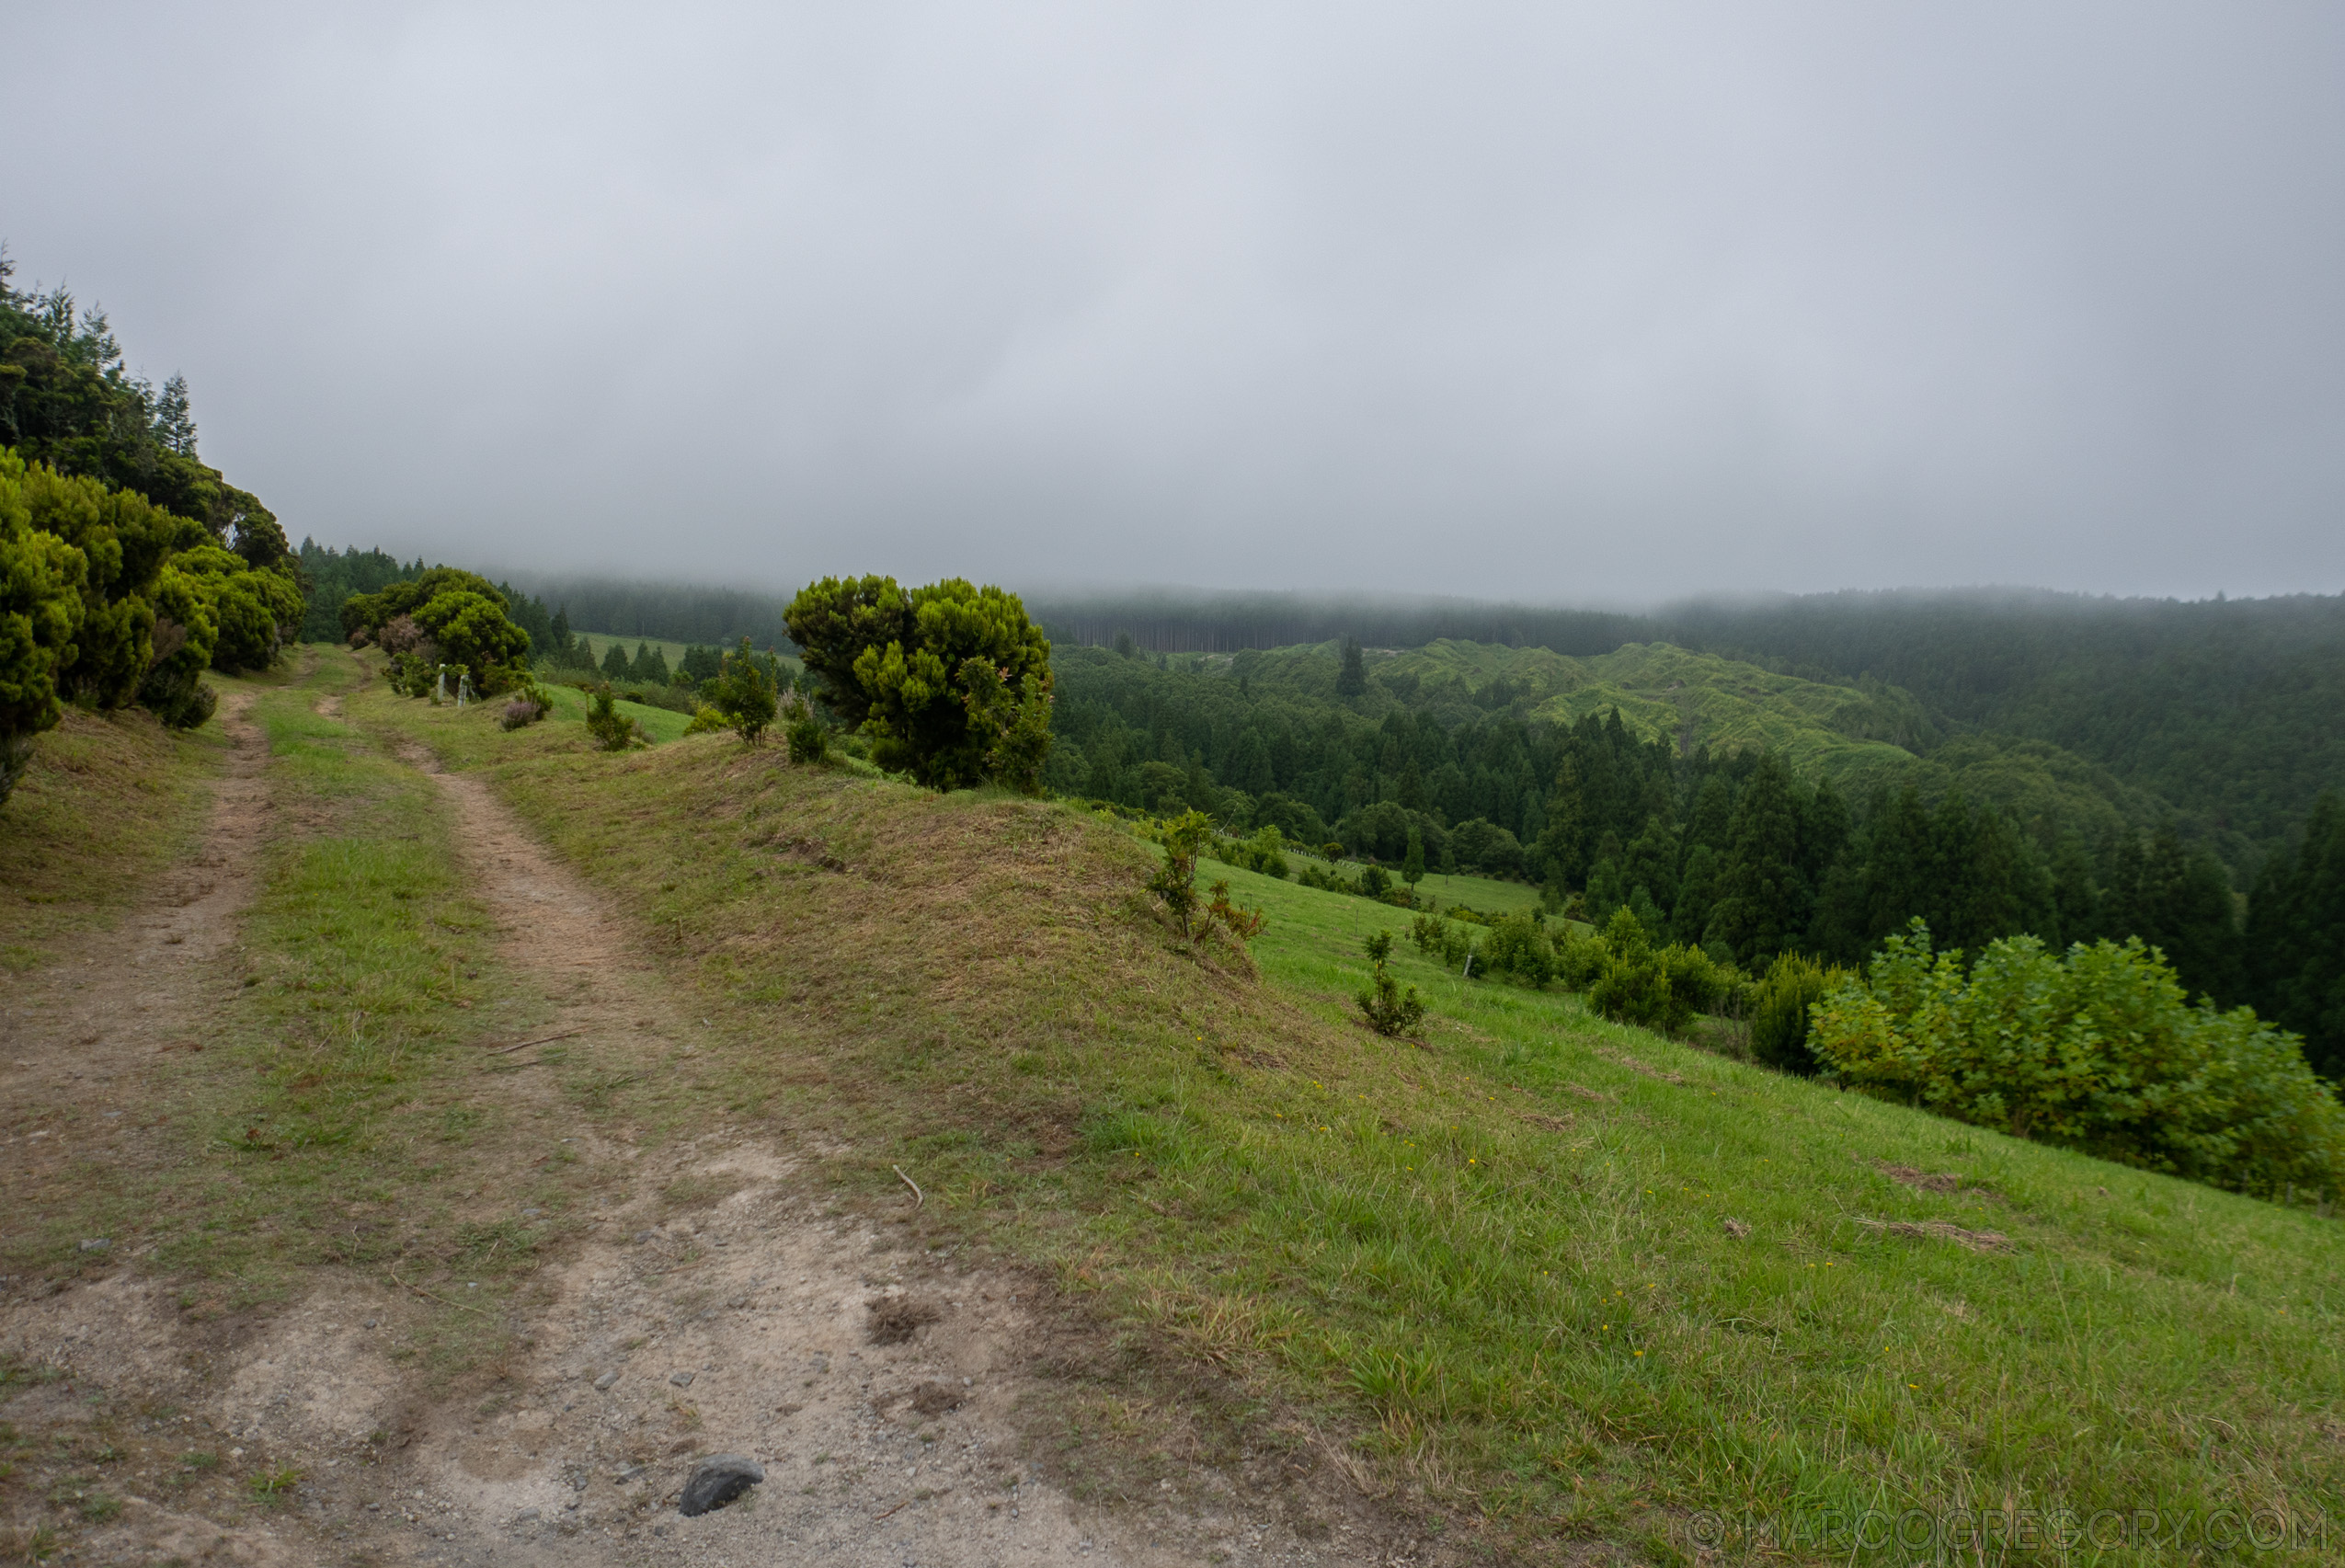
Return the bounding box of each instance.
[1579,908,1733,1035]
[1,451,87,800]
[1356,931,1427,1036]
[1811,921,2345,1196]
[584,683,646,752]
[412,588,531,691]
[1749,952,1847,1075]
[344,567,528,693]
[134,562,222,729]
[707,636,778,745]
[782,691,828,765]
[1217,825,1290,878]
[1147,809,1264,949]
[1479,911,1557,987]
[956,655,1051,793]
[784,574,1053,790]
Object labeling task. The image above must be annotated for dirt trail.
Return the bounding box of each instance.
[6,709,1404,1565]
[0,684,269,1175]
[380,746,1382,1565]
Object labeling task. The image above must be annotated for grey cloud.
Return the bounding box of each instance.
[6,1,2340,600]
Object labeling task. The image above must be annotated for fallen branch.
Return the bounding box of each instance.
[872,1487,947,1522]
[387,1261,493,1315]
[484,1028,585,1057]
[893,1164,923,1209]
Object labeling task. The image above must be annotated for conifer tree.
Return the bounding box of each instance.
[1335,636,1367,696]
[2101,826,2242,1004]
[1706,754,1808,967]
[2247,793,2345,1081]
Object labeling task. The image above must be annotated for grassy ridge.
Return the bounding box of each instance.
[358,651,2342,1564]
[0,707,225,972]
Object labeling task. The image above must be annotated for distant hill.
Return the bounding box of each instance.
[1221,636,2156,850]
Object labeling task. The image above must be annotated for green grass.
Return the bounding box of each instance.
[7,655,629,1354]
[1265,851,1542,917]
[339,691,2343,1565]
[534,680,695,743]
[0,704,227,971]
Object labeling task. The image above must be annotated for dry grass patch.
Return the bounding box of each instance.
[0,704,225,971]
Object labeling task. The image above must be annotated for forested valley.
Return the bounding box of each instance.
[269,560,2345,1084]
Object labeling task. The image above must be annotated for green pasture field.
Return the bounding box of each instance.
[338,669,2344,1564]
[1264,849,1546,918]
[566,628,802,679]
[534,679,695,743]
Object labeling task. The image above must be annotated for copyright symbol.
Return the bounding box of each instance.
[1690,1510,1726,1547]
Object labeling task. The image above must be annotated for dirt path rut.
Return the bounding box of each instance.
[3,701,1400,1566]
[388,747,1369,1565]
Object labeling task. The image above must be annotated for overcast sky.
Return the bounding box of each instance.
[6,3,2342,602]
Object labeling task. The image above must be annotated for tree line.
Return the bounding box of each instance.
[1048,639,2345,1081]
[0,247,304,804]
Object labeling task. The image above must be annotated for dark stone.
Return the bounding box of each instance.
[677,1454,764,1517]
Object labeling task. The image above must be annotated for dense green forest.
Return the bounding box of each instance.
[1666,590,2345,867]
[498,576,795,649]
[476,578,2343,866]
[1046,637,2341,1080]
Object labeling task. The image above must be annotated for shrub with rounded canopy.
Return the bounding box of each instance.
[343,567,532,695]
[134,561,223,729]
[1811,920,2345,1196]
[175,544,303,672]
[785,575,1053,791]
[413,588,532,691]
[17,456,209,708]
[340,567,506,642]
[1,452,88,802]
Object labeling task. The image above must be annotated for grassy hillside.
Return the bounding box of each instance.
[358,662,2341,1564]
[0,707,226,972]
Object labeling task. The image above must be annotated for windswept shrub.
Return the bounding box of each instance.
[1749,952,1847,1075]
[584,683,646,751]
[707,635,778,746]
[1811,921,2345,1196]
[1479,911,1557,988]
[1147,809,1264,949]
[1356,931,1426,1036]
[782,689,828,765]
